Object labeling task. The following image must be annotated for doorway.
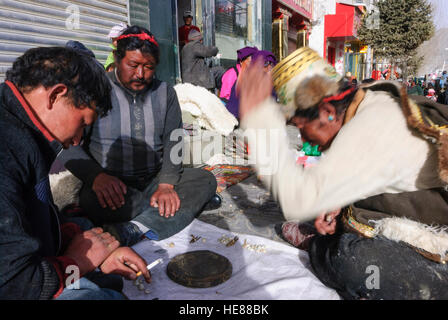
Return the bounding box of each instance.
[176,0,197,81]
[328,47,336,66]
[177,0,195,31]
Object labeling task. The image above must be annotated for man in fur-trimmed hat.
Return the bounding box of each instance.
[237,48,448,300]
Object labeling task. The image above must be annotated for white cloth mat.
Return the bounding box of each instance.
[123,219,340,300]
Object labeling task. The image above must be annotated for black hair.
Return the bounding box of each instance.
[238,55,252,64]
[292,80,358,121]
[293,104,320,121]
[329,82,358,115]
[65,40,95,58]
[114,25,160,64]
[6,46,112,117]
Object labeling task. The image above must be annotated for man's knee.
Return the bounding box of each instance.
[200,169,218,192]
[181,168,217,195]
[309,233,387,299]
[78,184,137,224]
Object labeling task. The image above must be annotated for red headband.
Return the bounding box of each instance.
[322,87,356,104]
[117,33,159,47]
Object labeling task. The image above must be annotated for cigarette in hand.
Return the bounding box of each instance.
[136,258,163,277]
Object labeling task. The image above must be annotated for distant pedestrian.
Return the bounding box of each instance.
[178,10,200,49]
[426,88,437,101]
[440,71,447,89]
[181,29,219,90]
[105,22,128,72]
[437,87,448,105]
[219,46,258,106]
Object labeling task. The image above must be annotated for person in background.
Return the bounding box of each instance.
[252,50,278,73]
[225,49,278,121]
[66,40,95,59]
[407,80,424,96]
[181,29,220,90]
[426,88,437,101]
[371,68,381,81]
[219,47,258,104]
[440,71,447,89]
[104,22,128,72]
[437,86,447,105]
[178,10,200,49]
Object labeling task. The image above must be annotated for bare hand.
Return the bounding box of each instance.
[64,227,120,276]
[238,56,273,121]
[314,209,341,235]
[150,183,181,218]
[92,173,127,210]
[100,247,151,283]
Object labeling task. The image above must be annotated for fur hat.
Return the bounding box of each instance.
[272,47,341,119]
[294,75,340,111]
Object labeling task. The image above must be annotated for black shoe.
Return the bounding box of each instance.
[203,193,222,211]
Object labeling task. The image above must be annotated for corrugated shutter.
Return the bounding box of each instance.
[0,0,130,81]
[129,0,149,30]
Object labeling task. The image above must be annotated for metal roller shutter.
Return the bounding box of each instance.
[0,0,130,81]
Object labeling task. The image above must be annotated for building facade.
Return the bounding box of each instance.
[140,0,273,84]
[271,0,313,61]
[0,0,150,82]
[309,0,376,80]
[0,0,272,85]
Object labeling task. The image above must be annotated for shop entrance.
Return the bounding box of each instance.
[177,0,195,34]
[176,0,201,82]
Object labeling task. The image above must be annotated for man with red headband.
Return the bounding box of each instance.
[60,26,217,247]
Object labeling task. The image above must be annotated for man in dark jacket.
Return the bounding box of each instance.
[59,26,217,246]
[0,47,151,299]
[181,29,220,89]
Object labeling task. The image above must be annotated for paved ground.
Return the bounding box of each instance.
[198,173,289,245]
[197,124,303,245]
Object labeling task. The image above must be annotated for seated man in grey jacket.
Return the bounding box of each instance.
[181,29,223,90]
[59,26,217,246]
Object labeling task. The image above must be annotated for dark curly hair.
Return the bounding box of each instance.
[114,25,160,64]
[6,46,112,117]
